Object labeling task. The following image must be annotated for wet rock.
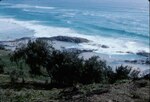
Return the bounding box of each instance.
[101,45,109,48]
[136,51,150,57]
[124,60,137,63]
[64,48,96,54]
[124,59,150,65]
[145,58,150,64]
[39,36,90,43]
[126,51,134,54]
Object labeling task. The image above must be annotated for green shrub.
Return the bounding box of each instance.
[115,65,132,80]
[46,50,111,86]
[80,56,107,84]
[130,69,140,80]
[11,39,135,86]
[104,66,116,83]
[10,39,54,76]
[0,44,5,50]
[46,50,83,86]
[0,58,4,74]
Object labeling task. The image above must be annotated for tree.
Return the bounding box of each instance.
[10,39,54,76]
[11,39,131,86]
[80,56,108,84]
[46,50,83,85]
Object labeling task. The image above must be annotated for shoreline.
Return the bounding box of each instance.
[0,36,149,73]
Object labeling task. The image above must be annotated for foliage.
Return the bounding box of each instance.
[80,56,107,84]
[0,58,4,74]
[0,44,5,50]
[10,39,54,76]
[46,50,110,85]
[115,65,132,80]
[10,40,113,86]
[104,66,116,83]
[10,39,141,86]
[46,50,83,85]
[130,69,140,80]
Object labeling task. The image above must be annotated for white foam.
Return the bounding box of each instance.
[0,3,11,6]
[4,4,55,10]
[0,17,148,55]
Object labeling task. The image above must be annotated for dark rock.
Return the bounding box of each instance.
[14,37,31,42]
[101,45,109,48]
[64,48,95,54]
[124,59,150,65]
[145,58,150,64]
[124,60,137,63]
[39,36,90,43]
[136,51,150,57]
[116,51,124,53]
[126,51,134,54]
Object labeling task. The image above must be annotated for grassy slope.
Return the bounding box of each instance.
[0,49,150,102]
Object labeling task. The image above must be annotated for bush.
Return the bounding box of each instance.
[46,50,111,86]
[0,44,5,50]
[130,69,140,80]
[10,39,54,76]
[46,50,83,86]
[115,65,132,80]
[12,39,134,86]
[0,58,4,74]
[80,56,107,84]
[104,66,116,83]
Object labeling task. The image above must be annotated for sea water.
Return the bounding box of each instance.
[0,0,149,56]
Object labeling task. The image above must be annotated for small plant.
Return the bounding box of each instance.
[115,65,132,80]
[130,69,140,80]
[104,66,116,83]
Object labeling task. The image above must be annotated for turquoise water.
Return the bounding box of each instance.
[0,0,149,55]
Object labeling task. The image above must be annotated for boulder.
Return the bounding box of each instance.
[136,51,150,57]
[64,48,96,54]
[39,36,90,43]
[101,45,109,48]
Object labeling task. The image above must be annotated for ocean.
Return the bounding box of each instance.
[0,0,149,56]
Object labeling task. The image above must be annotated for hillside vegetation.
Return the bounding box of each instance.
[0,40,149,102]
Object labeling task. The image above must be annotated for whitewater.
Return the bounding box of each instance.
[0,0,149,56]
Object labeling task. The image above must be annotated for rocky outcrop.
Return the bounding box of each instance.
[124,58,150,65]
[63,48,96,54]
[38,36,90,43]
[136,51,150,57]
[0,36,90,50]
[101,45,109,48]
